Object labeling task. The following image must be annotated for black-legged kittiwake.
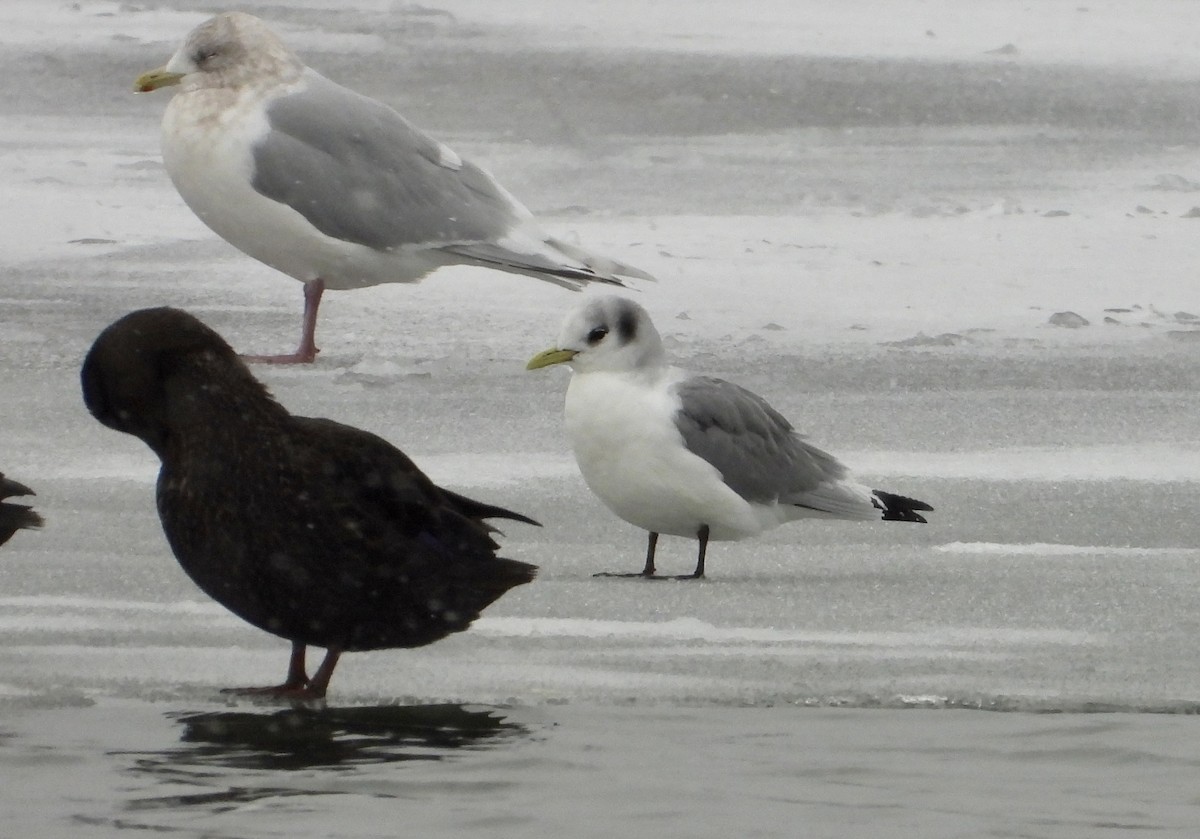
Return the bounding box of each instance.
[527,296,932,579]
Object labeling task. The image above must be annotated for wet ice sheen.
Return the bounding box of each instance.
[2,699,1199,839]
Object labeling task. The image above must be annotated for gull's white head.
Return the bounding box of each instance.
[526,295,666,375]
[134,12,303,95]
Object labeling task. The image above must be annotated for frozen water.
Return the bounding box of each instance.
[3,1,1200,837]
[937,542,1198,557]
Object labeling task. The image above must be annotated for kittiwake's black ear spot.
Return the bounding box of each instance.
[616,304,638,343]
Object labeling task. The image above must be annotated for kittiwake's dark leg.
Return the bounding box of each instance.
[642,531,658,575]
[673,525,709,580]
[595,531,660,578]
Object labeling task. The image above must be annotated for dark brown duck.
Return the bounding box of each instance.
[0,473,42,547]
[81,307,538,699]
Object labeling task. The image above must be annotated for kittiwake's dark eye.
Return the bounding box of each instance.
[193,47,219,64]
[586,326,609,345]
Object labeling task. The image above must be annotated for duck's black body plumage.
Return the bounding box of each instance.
[81,307,537,696]
[0,474,42,547]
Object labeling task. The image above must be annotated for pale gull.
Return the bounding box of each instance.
[527,296,933,579]
[135,12,652,363]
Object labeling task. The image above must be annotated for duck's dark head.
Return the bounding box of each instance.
[81,307,253,457]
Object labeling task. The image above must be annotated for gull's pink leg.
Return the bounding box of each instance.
[243,279,325,364]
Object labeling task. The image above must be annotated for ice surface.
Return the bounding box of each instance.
[938,541,1198,557]
[853,443,1200,482]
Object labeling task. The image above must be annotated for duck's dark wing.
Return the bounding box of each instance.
[438,487,541,529]
[191,416,536,651]
[291,416,539,543]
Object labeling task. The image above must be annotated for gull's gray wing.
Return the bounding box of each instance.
[251,71,526,252]
[671,376,853,507]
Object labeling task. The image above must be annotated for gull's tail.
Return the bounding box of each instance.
[545,236,656,285]
[440,236,655,292]
[872,490,933,524]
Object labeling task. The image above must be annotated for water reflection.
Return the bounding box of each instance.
[108,705,530,816]
[160,703,529,771]
[114,703,529,814]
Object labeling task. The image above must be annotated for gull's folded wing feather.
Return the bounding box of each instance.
[672,376,879,519]
[251,72,523,251]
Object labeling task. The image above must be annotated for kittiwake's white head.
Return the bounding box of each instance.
[134,12,303,95]
[526,295,666,375]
